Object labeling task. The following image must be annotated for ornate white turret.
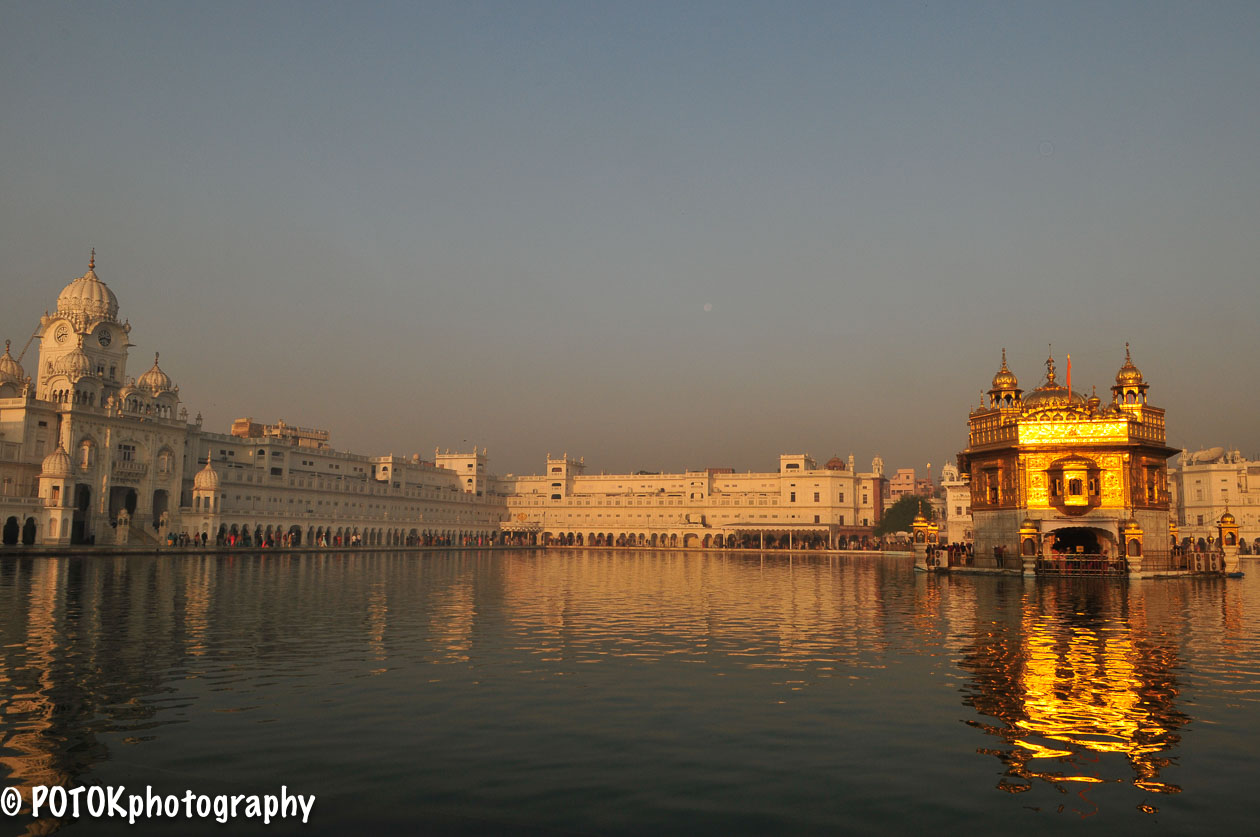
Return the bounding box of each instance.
[55,250,119,322]
[37,443,75,544]
[52,335,94,381]
[192,455,220,520]
[194,456,220,491]
[40,444,73,478]
[0,339,25,384]
[136,352,174,394]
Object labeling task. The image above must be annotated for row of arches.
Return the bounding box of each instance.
[49,388,96,406]
[206,522,504,549]
[541,531,875,550]
[1182,536,1260,554]
[1,516,37,545]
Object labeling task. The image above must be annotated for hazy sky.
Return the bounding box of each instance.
[3,1,1258,477]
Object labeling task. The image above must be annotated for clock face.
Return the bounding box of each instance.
[55,324,70,343]
[97,329,112,347]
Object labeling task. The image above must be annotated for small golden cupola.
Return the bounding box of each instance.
[1112,343,1149,406]
[988,348,1021,408]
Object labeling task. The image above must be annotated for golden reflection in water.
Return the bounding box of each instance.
[960,582,1186,800]
[368,581,389,671]
[430,576,475,664]
[0,559,71,834]
[182,557,214,658]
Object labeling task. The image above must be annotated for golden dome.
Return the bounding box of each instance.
[1220,511,1236,526]
[41,444,72,478]
[991,348,1018,390]
[193,457,220,491]
[56,252,119,322]
[1023,352,1086,409]
[136,352,174,394]
[1022,385,1087,409]
[0,339,24,383]
[1115,343,1144,386]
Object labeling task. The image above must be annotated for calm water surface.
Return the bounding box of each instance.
[1,549,1257,835]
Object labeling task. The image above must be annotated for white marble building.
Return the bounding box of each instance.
[3,256,890,549]
[1169,448,1260,552]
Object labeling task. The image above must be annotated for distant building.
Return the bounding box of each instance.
[939,462,972,544]
[888,468,916,501]
[2,255,890,550]
[1170,448,1260,552]
[0,256,509,547]
[505,453,887,549]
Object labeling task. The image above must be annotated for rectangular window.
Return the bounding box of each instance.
[813,492,820,502]
[790,492,796,502]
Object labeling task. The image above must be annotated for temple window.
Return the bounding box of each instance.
[1069,479,1083,496]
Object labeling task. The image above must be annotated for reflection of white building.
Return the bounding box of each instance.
[1170,448,1260,552]
[3,257,890,549]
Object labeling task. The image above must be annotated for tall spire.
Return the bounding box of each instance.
[89,248,95,270]
[1045,345,1057,386]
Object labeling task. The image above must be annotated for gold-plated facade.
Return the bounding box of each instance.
[961,349,1178,571]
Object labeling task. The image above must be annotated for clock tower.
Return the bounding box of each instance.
[35,251,132,404]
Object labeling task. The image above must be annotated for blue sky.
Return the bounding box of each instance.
[3,1,1258,476]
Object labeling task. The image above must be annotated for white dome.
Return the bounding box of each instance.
[53,337,93,380]
[136,353,173,393]
[56,255,119,321]
[193,457,220,491]
[0,340,24,383]
[41,444,72,478]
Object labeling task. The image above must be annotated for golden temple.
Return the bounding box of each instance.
[958,346,1179,574]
